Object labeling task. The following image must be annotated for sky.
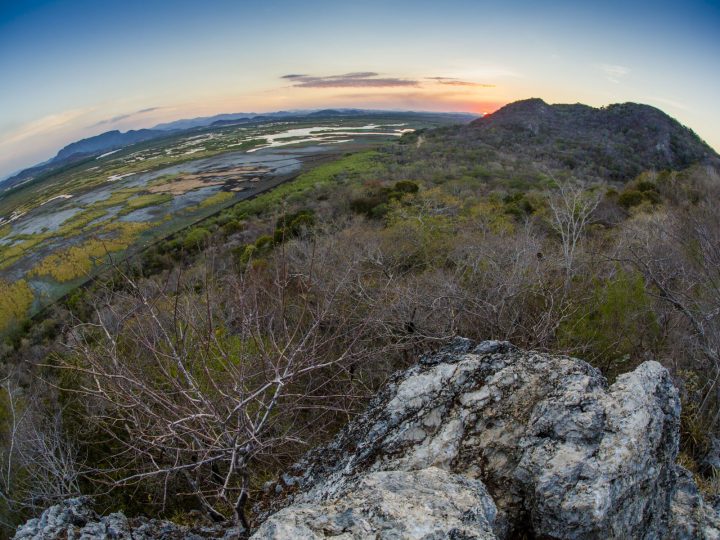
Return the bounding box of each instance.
[1,0,719,178]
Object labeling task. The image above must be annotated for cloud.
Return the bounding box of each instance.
[282,72,419,88]
[599,64,630,83]
[282,72,500,90]
[337,89,504,109]
[0,107,95,147]
[426,77,495,87]
[93,106,163,127]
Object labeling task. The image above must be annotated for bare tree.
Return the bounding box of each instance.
[0,379,24,529]
[0,379,82,530]
[58,245,382,529]
[548,179,601,283]
[621,203,720,429]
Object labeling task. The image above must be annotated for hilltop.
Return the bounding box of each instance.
[458,98,718,181]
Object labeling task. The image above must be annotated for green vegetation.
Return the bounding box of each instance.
[0,279,33,332]
[198,190,234,208]
[2,108,719,534]
[119,193,173,215]
[273,209,316,243]
[0,114,442,219]
[60,207,107,230]
[93,187,144,209]
[31,222,150,282]
[1,116,445,330]
[182,227,211,251]
[617,179,662,209]
[0,235,48,269]
[349,180,419,218]
[559,270,659,376]
[235,150,382,218]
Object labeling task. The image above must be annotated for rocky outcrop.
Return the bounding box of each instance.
[252,339,720,539]
[254,468,497,539]
[14,340,720,539]
[12,497,235,540]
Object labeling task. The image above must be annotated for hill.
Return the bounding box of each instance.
[1,128,174,191]
[460,98,718,181]
[4,99,720,537]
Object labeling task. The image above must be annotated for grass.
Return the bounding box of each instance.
[118,193,173,216]
[59,207,108,230]
[0,114,442,219]
[93,188,144,210]
[31,241,114,282]
[0,279,33,332]
[198,191,234,209]
[1,151,381,273]
[0,205,125,270]
[0,117,447,336]
[233,151,381,218]
[31,222,151,282]
[0,235,49,269]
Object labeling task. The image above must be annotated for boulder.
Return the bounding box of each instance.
[12,497,234,540]
[253,468,497,539]
[253,339,720,539]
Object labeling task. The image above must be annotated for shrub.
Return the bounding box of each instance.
[222,220,244,235]
[237,244,257,264]
[254,235,274,249]
[350,183,419,218]
[559,270,658,377]
[636,180,658,193]
[350,193,387,216]
[369,203,390,219]
[643,190,662,204]
[618,189,644,208]
[275,209,315,231]
[183,227,211,251]
[502,192,535,218]
[394,181,420,194]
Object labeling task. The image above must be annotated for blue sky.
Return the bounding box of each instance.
[1,0,719,177]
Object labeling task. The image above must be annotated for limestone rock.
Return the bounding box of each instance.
[253,468,497,539]
[12,497,232,540]
[255,339,720,539]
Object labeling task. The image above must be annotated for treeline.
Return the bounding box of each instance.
[1,134,720,533]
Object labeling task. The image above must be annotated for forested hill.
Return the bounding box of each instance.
[443,98,718,182]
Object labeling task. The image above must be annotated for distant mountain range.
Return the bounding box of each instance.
[54,129,170,161]
[153,110,299,131]
[1,109,477,190]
